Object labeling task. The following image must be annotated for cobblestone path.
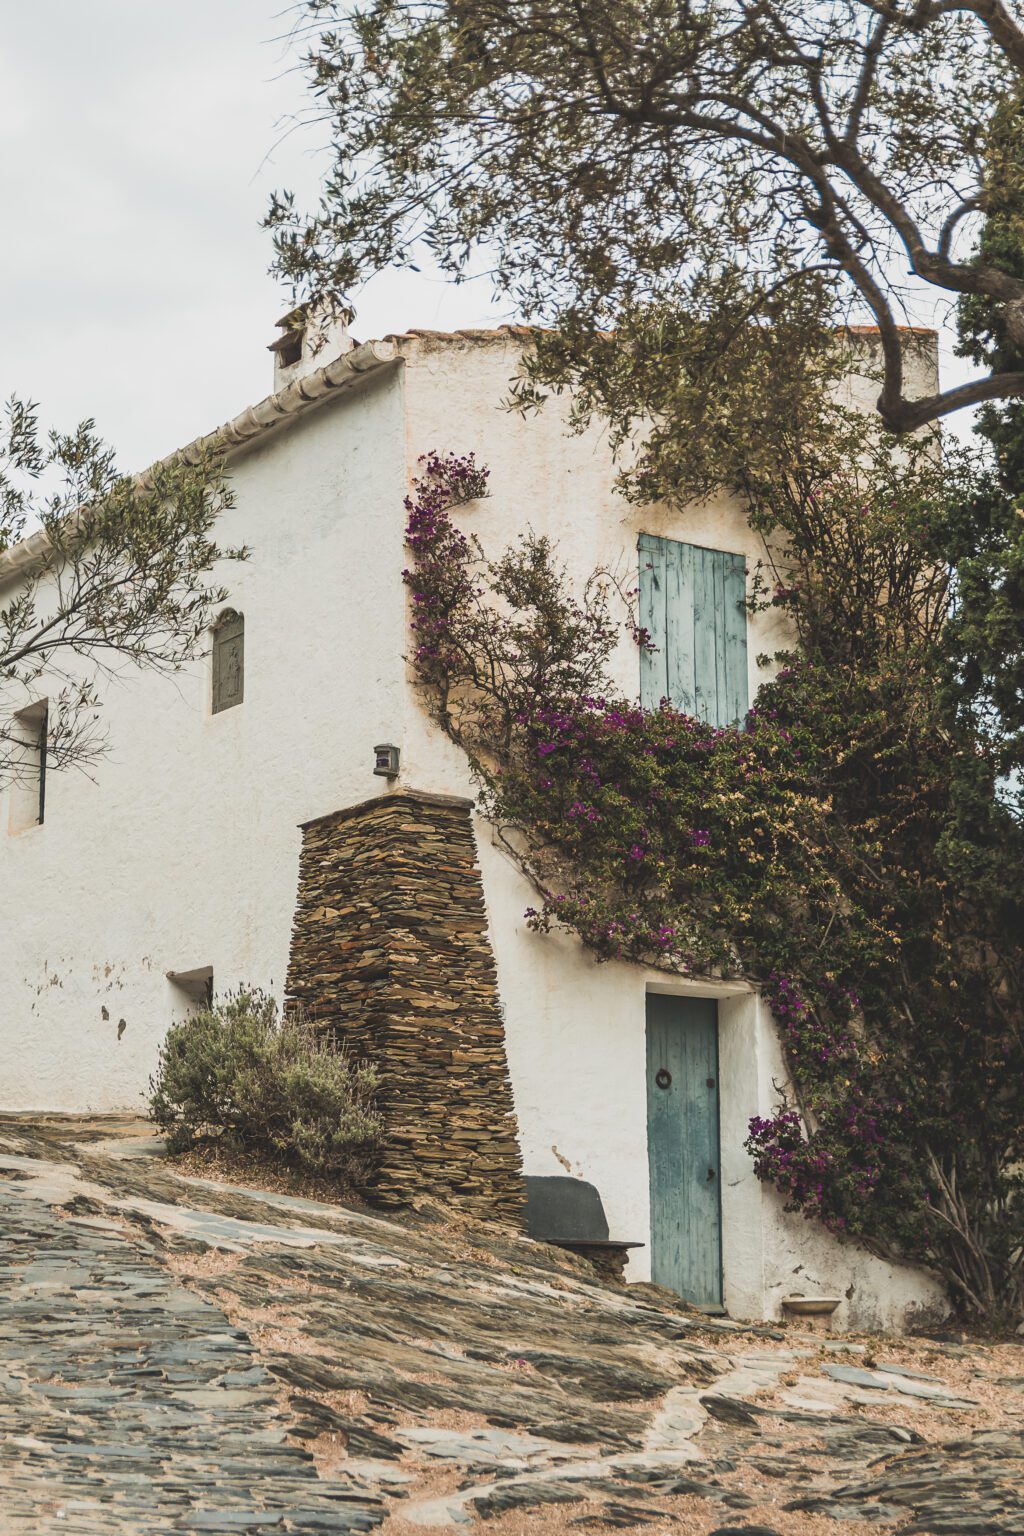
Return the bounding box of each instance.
[1,1117,1022,1536]
[0,1174,384,1533]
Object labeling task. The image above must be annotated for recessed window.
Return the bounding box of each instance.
[167,965,214,1016]
[212,611,244,714]
[276,329,303,367]
[268,310,305,370]
[7,700,48,834]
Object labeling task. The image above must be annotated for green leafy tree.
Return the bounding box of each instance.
[952,92,1024,784]
[0,400,241,787]
[271,0,1024,445]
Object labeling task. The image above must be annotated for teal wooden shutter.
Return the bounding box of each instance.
[638,534,748,725]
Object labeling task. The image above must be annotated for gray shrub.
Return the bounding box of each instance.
[149,988,383,1186]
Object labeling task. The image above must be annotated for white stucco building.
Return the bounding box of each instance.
[0,317,946,1330]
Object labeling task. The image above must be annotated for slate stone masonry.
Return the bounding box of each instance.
[285,789,524,1223]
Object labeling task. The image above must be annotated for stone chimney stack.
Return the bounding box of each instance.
[268,304,355,391]
[840,325,940,421]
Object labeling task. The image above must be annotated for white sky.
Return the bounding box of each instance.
[1,1,976,475]
[0,1,507,474]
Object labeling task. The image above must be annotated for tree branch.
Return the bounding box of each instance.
[879,365,1024,430]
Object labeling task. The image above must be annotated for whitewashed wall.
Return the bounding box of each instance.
[0,364,408,1112]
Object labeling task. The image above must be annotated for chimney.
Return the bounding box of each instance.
[268,303,355,391]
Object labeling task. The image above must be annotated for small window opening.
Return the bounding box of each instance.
[276,330,303,367]
[7,700,48,834]
[211,611,244,714]
[167,966,214,1019]
[268,309,305,369]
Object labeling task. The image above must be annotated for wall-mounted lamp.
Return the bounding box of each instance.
[374,742,400,778]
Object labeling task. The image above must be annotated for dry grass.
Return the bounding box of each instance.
[166,1141,373,1211]
[305,1429,351,1477]
[391,1405,496,1432]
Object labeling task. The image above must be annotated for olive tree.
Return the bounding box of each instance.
[1,398,240,787]
[269,0,1024,449]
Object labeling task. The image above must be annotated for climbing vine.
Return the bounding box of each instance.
[404,445,1024,1321]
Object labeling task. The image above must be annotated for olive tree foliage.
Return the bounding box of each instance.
[0,399,240,787]
[270,0,1024,473]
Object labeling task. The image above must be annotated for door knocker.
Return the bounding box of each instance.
[655,1067,672,1090]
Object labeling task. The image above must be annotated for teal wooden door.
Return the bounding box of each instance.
[646,994,723,1308]
[638,534,748,725]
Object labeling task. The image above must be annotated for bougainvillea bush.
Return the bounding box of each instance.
[404,449,1024,1320]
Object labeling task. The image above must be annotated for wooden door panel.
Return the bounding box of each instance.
[646,993,723,1307]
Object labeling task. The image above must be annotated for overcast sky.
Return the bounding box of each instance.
[2,2,976,476]
[0,1,507,473]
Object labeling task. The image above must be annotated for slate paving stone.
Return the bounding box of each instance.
[785,1431,1024,1534]
[708,1526,784,1536]
[471,1475,627,1515]
[878,1362,941,1382]
[700,1393,763,1426]
[823,1363,893,1390]
[0,1190,386,1532]
[579,1503,664,1527]
[3,1116,1023,1536]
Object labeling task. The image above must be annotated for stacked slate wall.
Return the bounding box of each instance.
[285,789,524,1224]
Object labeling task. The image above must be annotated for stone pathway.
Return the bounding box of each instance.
[1,1117,1022,1536]
[0,1163,385,1531]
